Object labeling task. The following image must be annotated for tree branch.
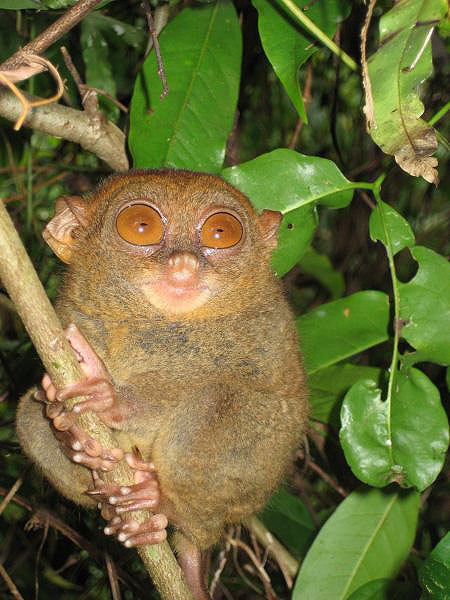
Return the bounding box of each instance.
[1,0,104,75]
[0,201,192,599]
[0,88,128,171]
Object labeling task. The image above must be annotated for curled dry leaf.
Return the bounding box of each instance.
[363,0,446,184]
[394,126,439,184]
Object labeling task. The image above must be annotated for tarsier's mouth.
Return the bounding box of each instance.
[140,251,214,314]
[142,279,212,314]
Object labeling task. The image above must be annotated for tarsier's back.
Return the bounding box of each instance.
[17,170,308,599]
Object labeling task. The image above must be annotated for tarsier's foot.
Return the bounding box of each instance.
[37,323,126,471]
[88,453,168,547]
[104,513,168,547]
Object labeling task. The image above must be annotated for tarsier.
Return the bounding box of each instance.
[16,170,308,600]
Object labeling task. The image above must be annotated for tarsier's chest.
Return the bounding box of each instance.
[105,319,268,388]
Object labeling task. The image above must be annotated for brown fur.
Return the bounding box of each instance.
[17,169,308,550]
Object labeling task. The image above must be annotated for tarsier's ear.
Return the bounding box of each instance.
[258,210,282,250]
[42,196,91,263]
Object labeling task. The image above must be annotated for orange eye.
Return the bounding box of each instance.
[201,212,243,249]
[116,204,163,246]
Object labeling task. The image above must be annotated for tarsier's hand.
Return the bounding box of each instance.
[36,323,125,471]
[87,452,168,547]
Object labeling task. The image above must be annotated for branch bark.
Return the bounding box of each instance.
[0,88,128,171]
[0,201,192,599]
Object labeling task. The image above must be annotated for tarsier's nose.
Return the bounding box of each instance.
[167,252,200,283]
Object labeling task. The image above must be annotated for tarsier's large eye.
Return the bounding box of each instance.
[201,212,243,249]
[116,204,163,246]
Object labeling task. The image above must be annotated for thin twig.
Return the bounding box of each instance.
[0,562,25,600]
[60,46,83,89]
[229,527,263,595]
[209,541,230,599]
[307,461,348,498]
[0,487,145,596]
[34,514,49,600]
[245,516,299,585]
[361,0,377,131]
[105,553,122,600]
[3,172,68,204]
[80,86,128,113]
[288,62,313,150]
[142,0,169,99]
[60,46,100,118]
[227,535,277,600]
[359,190,376,210]
[0,477,24,517]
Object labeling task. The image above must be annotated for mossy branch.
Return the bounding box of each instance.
[0,202,193,599]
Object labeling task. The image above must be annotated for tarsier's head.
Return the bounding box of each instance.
[44,169,281,319]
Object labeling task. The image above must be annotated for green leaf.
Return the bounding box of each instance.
[399,246,450,366]
[222,149,353,275]
[223,149,353,210]
[298,247,345,299]
[253,0,348,121]
[0,1,41,7]
[340,369,449,490]
[308,364,381,425]
[129,1,242,173]
[293,487,420,600]
[347,578,419,600]
[297,291,390,374]
[85,13,147,49]
[259,488,315,557]
[419,532,450,600]
[81,19,119,122]
[271,205,316,277]
[369,202,415,256]
[367,0,447,183]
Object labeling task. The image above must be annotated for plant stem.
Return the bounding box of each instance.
[428,101,450,126]
[373,175,399,463]
[276,0,359,72]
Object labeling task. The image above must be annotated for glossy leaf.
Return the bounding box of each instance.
[367,0,447,183]
[81,18,119,122]
[0,1,41,6]
[348,578,419,600]
[369,201,415,256]
[399,246,450,366]
[293,487,420,600]
[308,364,381,425]
[419,532,450,599]
[253,0,348,121]
[129,1,242,173]
[259,488,315,557]
[340,369,449,490]
[298,247,345,299]
[273,205,317,277]
[296,291,389,374]
[222,149,353,275]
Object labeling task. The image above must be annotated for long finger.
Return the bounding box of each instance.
[65,324,108,380]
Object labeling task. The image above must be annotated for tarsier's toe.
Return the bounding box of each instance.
[106,514,168,547]
[87,477,160,511]
[64,448,118,471]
